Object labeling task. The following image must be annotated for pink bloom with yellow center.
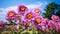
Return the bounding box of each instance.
[34,8,41,15]
[24,12,35,21]
[6,10,16,21]
[51,15,59,21]
[8,12,14,17]
[18,5,28,15]
[34,16,44,25]
[35,17,42,24]
[34,8,41,13]
[34,16,45,30]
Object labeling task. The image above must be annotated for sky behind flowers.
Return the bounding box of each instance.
[0,0,60,22]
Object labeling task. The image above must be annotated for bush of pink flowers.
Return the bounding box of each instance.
[0,5,60,34]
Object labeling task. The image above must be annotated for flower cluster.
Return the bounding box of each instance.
[0,5,60,34]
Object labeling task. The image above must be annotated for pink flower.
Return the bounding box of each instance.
[51,15,59,21]
[24,11,36,21]
[33,16,45,30]
[0,21,4,25]
[6,10,16,21]
[54,21,60,31]
[18,5,28,15]
[48,20,56,30]
[34,16,44,25]
[0,21,5,30]
[34,8,41,15]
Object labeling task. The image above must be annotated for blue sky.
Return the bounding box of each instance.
[0,0,60,22]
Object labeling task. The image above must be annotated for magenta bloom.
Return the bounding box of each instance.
[6,10,16,21]
[0,21,5,30]
[51,15,59,21]
[34,16,44,24]
[48,20,56,30]
[24,11,36,21]
[34,8,41,15]
[54,23,59,31]
[0,21,4,25]
[33,16,45,30]
[54,21,60,31]
[18,5,28,15]
[43,18,49,24]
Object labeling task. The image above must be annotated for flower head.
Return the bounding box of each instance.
[0,21,4,25]
[35,17,42,24]
[48,20,56,29]
[54,22,60,31]
[34,16,45,30]
[24,12,35,21]
[48,20,55,25]
[0,21,5,30]
[34,16,44,24]
[34,8,41,13]
[51,15,59,21]
[34,8,41,15]
[6,10,16,21]
[18,5,28,15]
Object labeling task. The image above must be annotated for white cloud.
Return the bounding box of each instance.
[27,2,43,9]
[0,6,17,14]
[26,2,47,9]
[0,2,47,14]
